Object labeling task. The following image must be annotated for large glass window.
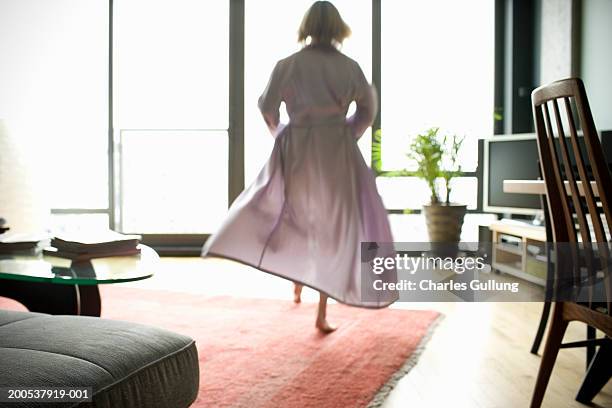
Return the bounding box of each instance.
[2,1,497,243]
[244,0,372,184]
[0,0,109,213]
[380,0,494,209]
[114,0,229,234]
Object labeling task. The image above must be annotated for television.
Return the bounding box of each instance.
[482,131,612,216]
[482,134,543,215]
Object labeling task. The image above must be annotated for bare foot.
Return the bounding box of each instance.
[316,293,336,333]
[316,319,337,334]
[293,284,303,303]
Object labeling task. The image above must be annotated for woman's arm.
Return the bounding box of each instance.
[346,61,378,139]
[258,61,284,135]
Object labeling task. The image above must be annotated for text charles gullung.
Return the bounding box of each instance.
[373,279,520,294]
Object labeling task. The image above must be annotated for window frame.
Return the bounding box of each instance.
[50,0,493,254]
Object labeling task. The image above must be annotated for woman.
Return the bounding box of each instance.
[202,1,397,333]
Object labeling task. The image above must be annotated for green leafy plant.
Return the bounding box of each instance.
[372,129,383,174]
[494,106,503,122]
[372,127,464,205]
[408,128,444,204]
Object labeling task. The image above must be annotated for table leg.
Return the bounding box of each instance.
[0,280,101,317]
[77,285,101,316]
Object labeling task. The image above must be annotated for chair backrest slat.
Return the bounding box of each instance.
[540,103,575,242]
[551,99,590,245]
[563,97,594,238]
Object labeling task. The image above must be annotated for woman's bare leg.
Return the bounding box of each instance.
[316,293,337,333]
[293,283,303,303]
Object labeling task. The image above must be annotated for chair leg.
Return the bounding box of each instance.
[586,325,596,368]
[576,340,612,403]
[531,301,551,355]
[530,303,569,408]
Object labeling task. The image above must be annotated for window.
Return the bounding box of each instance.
[0,0,109,229]
[379,0,494,210]
[114,0,229,234]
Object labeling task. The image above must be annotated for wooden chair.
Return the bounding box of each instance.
[530,78,612,407]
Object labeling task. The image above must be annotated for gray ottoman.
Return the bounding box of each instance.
[0,310,199,407]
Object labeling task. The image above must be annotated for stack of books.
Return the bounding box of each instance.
[44,231,142,261]
[0,232,50,255]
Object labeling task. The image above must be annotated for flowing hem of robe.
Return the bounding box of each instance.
[202,123,398,309]
[204,250,397,309]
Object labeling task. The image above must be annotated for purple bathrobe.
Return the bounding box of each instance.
[202,45,397,308]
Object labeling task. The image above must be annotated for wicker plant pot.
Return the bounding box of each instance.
[423,203,467,252]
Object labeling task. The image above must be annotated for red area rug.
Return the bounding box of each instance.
[0,287,440,407]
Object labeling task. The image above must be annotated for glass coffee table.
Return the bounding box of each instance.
[0,245,158,316]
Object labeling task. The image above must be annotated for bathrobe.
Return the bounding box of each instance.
[203,45,397,308]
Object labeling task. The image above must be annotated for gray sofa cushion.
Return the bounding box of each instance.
[0,310,199,408]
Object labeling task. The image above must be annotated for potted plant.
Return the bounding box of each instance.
[409,128,466,245]
[372,127,466,245]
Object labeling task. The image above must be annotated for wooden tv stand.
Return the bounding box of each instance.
[489,220,547,286]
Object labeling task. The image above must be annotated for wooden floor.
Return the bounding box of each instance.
[126,257,612,408]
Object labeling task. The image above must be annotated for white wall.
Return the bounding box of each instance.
[539,0,576,86]
[581,0,612,130]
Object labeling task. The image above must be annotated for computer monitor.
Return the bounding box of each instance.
[482,134,542,215]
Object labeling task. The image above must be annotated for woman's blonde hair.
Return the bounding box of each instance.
[298,1,351,46]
